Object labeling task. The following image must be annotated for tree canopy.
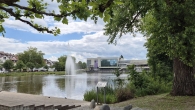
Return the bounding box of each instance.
[2,60,14,71]
[17,47,45,69]
[16,60,25,71]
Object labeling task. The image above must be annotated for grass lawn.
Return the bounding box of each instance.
[111,93,195,110]
[0,71,65,77]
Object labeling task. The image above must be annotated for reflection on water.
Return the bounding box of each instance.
[0,72,127,100]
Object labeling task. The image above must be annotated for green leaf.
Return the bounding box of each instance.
[99,12,103,18]
[62,18,68,24]
[82,0,85,4]
[114,1,124,5]
[35,13,42,18]
[54,17,61,21]
[103,14,111,22]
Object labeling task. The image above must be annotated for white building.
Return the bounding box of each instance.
[87,57,119,71]
[0,51,18,72]
[87,57,149,72]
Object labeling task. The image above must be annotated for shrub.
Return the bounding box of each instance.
[127,65,172,97]
[83,90,96,101]
[106,94,117,104]
[116,87,134,102]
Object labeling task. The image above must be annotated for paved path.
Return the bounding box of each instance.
[0,91,90,108]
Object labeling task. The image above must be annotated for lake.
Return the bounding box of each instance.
[0,72,128,100]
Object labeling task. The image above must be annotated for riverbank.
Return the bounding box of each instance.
[110,93,195,110]
[0,71,65,77]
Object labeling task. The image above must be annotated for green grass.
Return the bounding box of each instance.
[0,71,65,77]
[110,93,195,110]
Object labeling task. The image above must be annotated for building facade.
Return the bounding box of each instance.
[87,57,149,72]
[87,57,119,72]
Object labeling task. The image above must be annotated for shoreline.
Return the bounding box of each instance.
[0,71,65,77]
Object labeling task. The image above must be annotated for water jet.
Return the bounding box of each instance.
[65,56,76,75]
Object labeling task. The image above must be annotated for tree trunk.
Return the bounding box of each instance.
[171,58,195,96]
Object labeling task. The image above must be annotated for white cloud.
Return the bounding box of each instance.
[4,0,105,35]
[0,32,147,62]
[3,16,104,35]
[47,56,58,61]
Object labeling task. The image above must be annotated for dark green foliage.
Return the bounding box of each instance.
[53,62,65,71]
[84,86,118,104]
[53,55,67,71]
[44,65,48,70]
[77,61,87,69]
[26,62,35,71]
[105,94,117,104]
[113,68,126,88]
[16,60,25,71]
[84,85,133,103]
[127,65,172,97]
[2,60,14,71]
[58,55,67,63]
[17,47,45,69]
[83,90,96,101]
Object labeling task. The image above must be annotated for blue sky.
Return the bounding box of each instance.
[0,0,147,62]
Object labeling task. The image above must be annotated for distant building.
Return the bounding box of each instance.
[118,59,149,72]
[44,59,54,67]
[87,57,118,72]
[0,51,18,72]
[87,57,149,72]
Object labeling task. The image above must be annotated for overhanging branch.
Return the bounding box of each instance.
[0,1,79,18]
[0,6,54,34]
[99,0,114,12]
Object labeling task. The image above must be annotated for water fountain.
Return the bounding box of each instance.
[65,56,76,75]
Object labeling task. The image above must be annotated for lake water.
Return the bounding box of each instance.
[0,72,128,100]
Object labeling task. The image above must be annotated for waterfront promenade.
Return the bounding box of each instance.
[0,91,90,110]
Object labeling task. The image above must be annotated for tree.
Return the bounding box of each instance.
[58,55,67,63]
[17,47,45,70]
[102,0,195,96]
[26,62,35,71]
[2,60,14,72]
[82,62,87,69]
[53,62,64,71]
[77,61,82,69]
[16,60,25,72]
[76,61,86,69]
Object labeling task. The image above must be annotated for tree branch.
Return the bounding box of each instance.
[2,2,79,18]
[0,0,18,4]
[0,6,54,34]
[99,0,114,12]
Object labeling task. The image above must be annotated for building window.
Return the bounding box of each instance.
[101,59,118,67]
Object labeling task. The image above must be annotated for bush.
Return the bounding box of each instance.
[127,65,172,97]
[106,94,117,104]
[84,86,117,103]
[128,75,172,97]
[116,87,134,102]
[83,90,96,101]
